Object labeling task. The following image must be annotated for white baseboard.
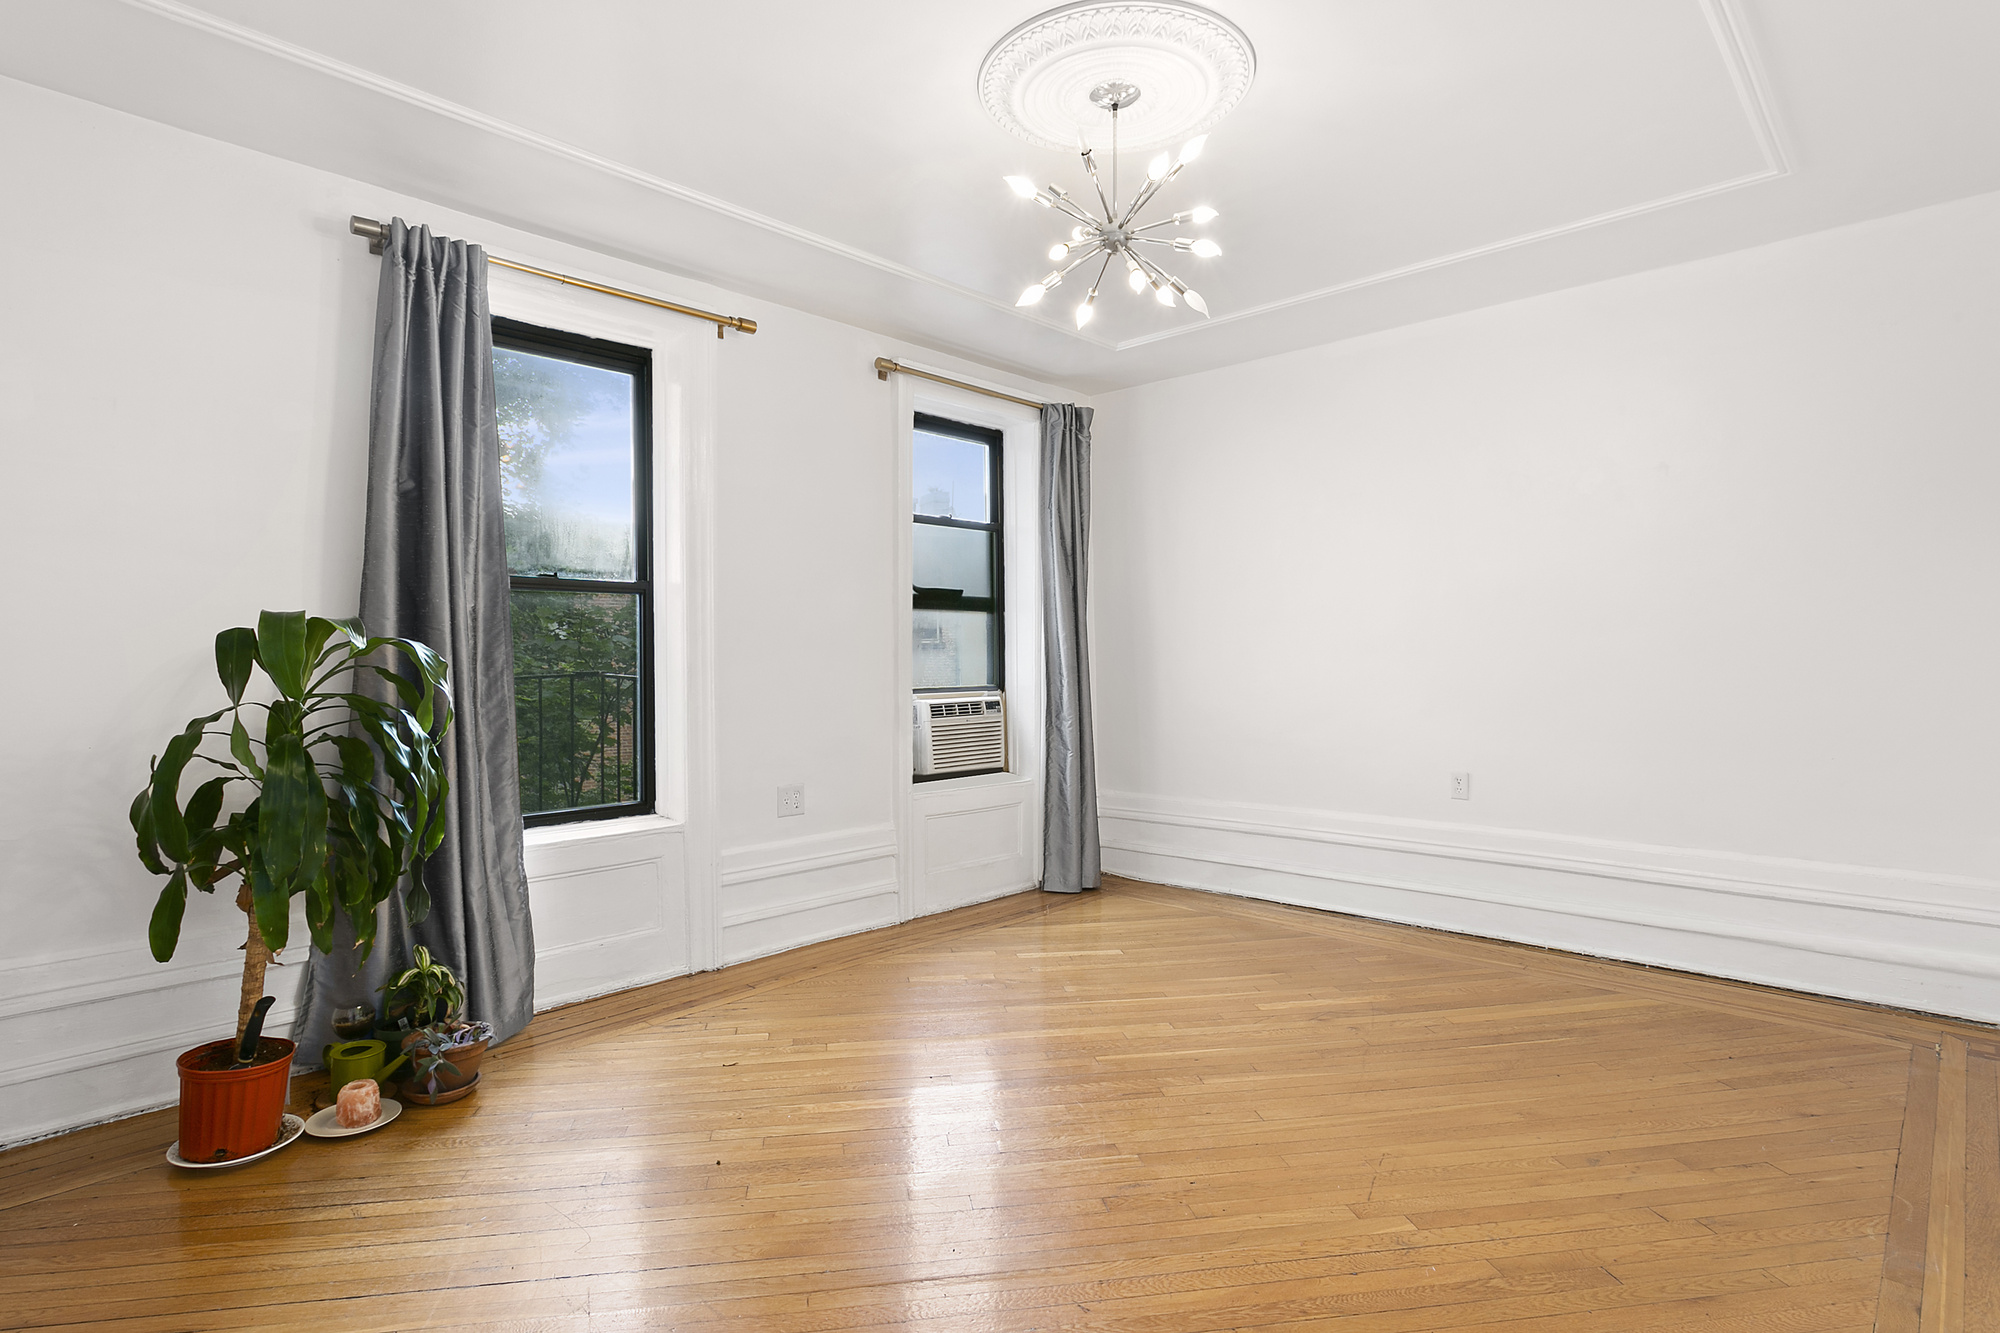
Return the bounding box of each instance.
[719,826,900,966]
[1101,792,2000,1024]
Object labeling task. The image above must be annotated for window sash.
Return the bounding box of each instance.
[494,317,656,826]
[911,413,1004,696]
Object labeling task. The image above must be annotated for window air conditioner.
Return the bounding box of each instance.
[914,691,1006,777]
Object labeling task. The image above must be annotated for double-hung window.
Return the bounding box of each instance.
[912,413,1004,695]
[492,317,654,825]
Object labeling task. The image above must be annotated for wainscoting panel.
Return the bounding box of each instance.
[0,902,312,1147]
[719,825,900,966]
[912,775,1039,917]
[1100,791,2000,1023]
[526,817,690,1011]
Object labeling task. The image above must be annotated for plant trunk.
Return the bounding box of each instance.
[234,881,272,1045]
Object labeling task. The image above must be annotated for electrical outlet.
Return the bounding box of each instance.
[1450,772,1471,801]
[777,784,804,817]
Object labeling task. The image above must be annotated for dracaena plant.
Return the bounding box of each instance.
[131,610,453,1043]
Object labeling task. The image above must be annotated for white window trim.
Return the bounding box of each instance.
[488,263,722,970]
[894,374,1046,919]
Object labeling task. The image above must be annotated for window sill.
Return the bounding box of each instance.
[911,768,1032,793]
[523,812,683,848]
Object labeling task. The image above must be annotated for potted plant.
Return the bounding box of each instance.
[132,610,450,1161]
[379,948,491,1103]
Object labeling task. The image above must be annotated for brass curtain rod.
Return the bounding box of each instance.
[873,357,1045,410]
[348,217,757,338]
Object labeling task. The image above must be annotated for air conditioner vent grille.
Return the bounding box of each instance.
[915,692,1006,776]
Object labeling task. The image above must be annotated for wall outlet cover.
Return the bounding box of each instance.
[777,784,804,817]
[1450,772,1471,800]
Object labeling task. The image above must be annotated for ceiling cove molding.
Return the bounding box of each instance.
[115,0,1121,348]
[122,0,1790,358]
[1112,0,1792,350]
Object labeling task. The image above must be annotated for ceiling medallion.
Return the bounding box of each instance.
[977,1,1256,153]
[1003,80,1225,326]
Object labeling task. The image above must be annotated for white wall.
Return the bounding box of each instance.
[0,76,1070,1145]
[1092,190,2000,1022]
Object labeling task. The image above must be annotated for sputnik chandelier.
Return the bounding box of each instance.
[1005,82,1219,327]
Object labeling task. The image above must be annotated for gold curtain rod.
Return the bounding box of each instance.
[873,357,1045,410]
[348,217,756,338]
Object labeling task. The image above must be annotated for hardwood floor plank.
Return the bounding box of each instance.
[2,879,1991,1331]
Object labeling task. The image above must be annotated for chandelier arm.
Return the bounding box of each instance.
[1128,247,1182,291]
[1081,152,1114,222]
[1127,236,1183,246]
[1093,252,1113,290]
[1048,193,1100,228]
[1118,176,1170,230]
[1126,217,1185,235]
[1056,241,1108,276]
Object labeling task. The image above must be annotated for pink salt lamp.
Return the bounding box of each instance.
[335,1078,381,1129]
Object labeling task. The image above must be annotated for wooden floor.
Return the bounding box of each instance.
[2,878,1995,1331]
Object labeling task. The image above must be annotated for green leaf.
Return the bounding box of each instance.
[148,869,188,962]
[249,855,289,953]
[256,610,310,700]
[303,617,342,673]
[130,786,169,876]
[305,873,334,954]
[229,715,263,780]
[330,735,377,788]
[214,627,257,706]
[149,723,204,864]
[183,776,229,841]
[405,868,431,925]
[259,728,313,889]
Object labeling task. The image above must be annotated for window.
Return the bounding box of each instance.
[912,413,1004,695]
[493,317,653,825]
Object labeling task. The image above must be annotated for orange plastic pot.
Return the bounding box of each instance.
[175,1038,295,1163]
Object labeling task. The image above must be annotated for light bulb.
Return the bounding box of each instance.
[1171,237,1194,251]
[1177,135,1208,166]
[1048,243,1070,262]
[1147,152,1171,182]
[1074,298,1094,329]
[1191,238,1221,258]
[1004,176,1038,199]
[1190,205,1218,224]
[1128,267,1149,293]
[1155,283,1176,307]
[1070,225,1088,241]
[1016,283,1046,306]
[1183,288,1210,317]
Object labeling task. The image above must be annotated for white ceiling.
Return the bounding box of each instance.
[3,0,1997,393]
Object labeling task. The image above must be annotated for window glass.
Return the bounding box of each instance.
[913,525,993,600]
[913,609,996,690]
[494,318,653,825]
[510,590,641,816]
[495,348,637,582]
[913,432,990,522]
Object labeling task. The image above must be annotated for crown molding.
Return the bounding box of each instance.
[119,0,1791,359]
[115,0,1122,348]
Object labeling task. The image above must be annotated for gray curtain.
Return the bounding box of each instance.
[1041,403,1100,893]
[296,217,535,1059]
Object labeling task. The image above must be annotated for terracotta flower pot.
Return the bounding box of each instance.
[398,1029,489,1100]
[175,1038,296,1163]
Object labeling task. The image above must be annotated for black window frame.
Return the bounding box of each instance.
[912,413,1006,783]
[493,315,657,828]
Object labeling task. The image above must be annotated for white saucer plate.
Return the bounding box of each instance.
[167,1113,306,1170]
[303,1097,403,1139]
